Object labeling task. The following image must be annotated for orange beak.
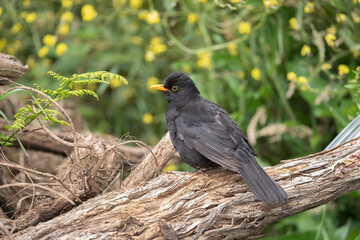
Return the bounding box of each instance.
[149,84,170,92]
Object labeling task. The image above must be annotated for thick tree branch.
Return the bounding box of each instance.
[12,137,360,240]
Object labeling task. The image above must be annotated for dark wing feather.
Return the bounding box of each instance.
[174,112,243,171]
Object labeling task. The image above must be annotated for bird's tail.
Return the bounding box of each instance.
[238,160,288,204]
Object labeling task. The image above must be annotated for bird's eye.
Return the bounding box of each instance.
[172,86,178,92]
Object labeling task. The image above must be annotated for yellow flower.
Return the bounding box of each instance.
[301,44,311,56]
[132,36,143,45]
[353,51,360,58]
[321,63,331,71]
[286,72,297,81]
[56,43,67,56]
[197,52,212,69]
[338,64,350,75]
[237,70,245,79]
[181,64,191,73]
[61,11,74,22]
[138,11,147,20]
[0,38,6,51]
[230,0,240,3]
[251,68,261,81]
[58,24,70,35]
[304,2,315,14]
[187,12,198,24]
[263,0,279,8]
[289,17,298,30]
[325,33,336,46]
[297,76,308,84]
[25,12,36,23]
[130,0,143,9]
[110,77,123,88]
[148,37,167,54]
[81,4,98,21]
[146,10,160,24]
[147,77,159,88]
[112,0,126,7]
[43,34,57,46]
[0,7,2,16]
[142,113,153,124]
[145,50,155,62]
[11,23,22,34]
[38,46,49,58]
[327,25,337,35]
[297,76,310,91]
[163,163,177,172]
[238,21,251,35]
[198,0,208,2]
[352,12,360,23]
[23,0,30,7]
[336,13,346,23]
[27,55,36,68]
[61,0,72,8]
[227,43,238,56]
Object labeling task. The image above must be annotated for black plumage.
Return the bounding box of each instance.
[150,72,288,204]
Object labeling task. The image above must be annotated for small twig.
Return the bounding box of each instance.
[0,183,75,205]
[0,162,81,203]
[0,221,14,240]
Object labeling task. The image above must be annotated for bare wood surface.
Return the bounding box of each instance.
[121,131,177,190]
[0,53,28,84]
[12,137,360,240]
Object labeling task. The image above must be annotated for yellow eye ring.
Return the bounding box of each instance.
[172,86,178,92]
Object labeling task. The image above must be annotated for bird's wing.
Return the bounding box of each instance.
[175,111,250,171]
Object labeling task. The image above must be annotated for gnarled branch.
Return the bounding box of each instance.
[12,137,360,240]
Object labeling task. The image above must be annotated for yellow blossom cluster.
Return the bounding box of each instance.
[142,113,153,124]
[187,12,198,25]
[238,21,251,35]
[251,68,261,81]
[58,11,73,36]
[227,43,238,56]
[301,45,311,56]
[147,77,159,92]
[263,0,279,8]
[61,0,72,8]
[286,72,309,91]
[81,4,98,22]
[138,10,161,24]
[145,37,167,62]
[20,12,36,23]
[130,0,143,9]
[338,64,350,75]
[197,52,212,69]
[289,17,299,30]
[304,2,315,14]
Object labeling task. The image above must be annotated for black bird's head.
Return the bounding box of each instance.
[150,72,200,104]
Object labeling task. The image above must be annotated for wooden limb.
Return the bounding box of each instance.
[0,53,28,85]
[120,131,176,190]
[12,138,360,240]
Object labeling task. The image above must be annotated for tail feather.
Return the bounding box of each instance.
[238,160,288,204]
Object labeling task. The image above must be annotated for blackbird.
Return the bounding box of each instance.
[150,72,288,204]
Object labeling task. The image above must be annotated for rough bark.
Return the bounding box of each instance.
[0,53,28,85]
[12,137,360,240]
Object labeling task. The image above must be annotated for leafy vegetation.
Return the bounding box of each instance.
[1,0,359,238]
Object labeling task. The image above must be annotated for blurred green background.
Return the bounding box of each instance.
[1,0,360,239]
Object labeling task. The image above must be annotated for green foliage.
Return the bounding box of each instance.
[1,0,359,238]
[0,70,126,147]
[344,67,360,116]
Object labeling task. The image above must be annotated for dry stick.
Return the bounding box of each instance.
[0,221,14,240]
[0,162,81,203]
[121,131,176,190]
[0,183,75,205]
